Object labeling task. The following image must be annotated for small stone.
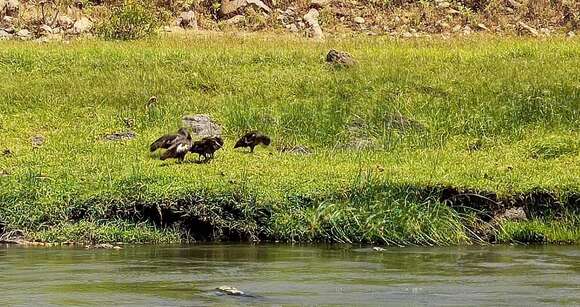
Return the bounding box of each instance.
[219,0,271,17]
[72,17,92,34]
[31,135,45,147]
[0,29,12,40]
[452,25,461,32]
[40,24,52,34]
[103,131,136,141]
[517,21,538,37]
[477,23,488,31]
[402,31,413,38]
[179,10,197,29]
[567,31,575,38]
[540,28,550,36]
[354,17,365,24]
[438,1,451,8]
[225,15,245,25]
[16,29,31,39]
[2,16,14,23]
[286,23,298,32]
[216,286,245,296]
[57,15,74,29]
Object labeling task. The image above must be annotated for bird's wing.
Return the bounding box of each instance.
[150,134,177,151]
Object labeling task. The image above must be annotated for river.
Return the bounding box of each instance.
[0,244,578,306]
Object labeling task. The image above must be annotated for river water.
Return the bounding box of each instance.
[0,244,578,306]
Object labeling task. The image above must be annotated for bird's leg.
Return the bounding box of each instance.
[250,146,255,153]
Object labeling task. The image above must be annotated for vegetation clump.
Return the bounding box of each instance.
[96,0,160,40]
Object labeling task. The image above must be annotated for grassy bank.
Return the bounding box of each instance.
[0,35,579,245]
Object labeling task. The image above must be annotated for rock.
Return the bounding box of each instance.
[2,15,14,23]
[39,24,52,34]
[286,23,298,32]
[15,29,30,39]
[225,15,245,25]
[103,131,136,141]
[219,0,271,17]
[182,114,222,137]
[87,243,123,249]
[354,16,365,24]
[310,0,329,9]
[567,31,575,38]
[304,8,323,40]
[179,10,197,29]
[216,286,245,296]
[477,23,488,31]
[57,15,74,29]
[402,31,413,38]
[0,29,12,39]
[452,25,461,32]
[438,1,451,8]
[540,28,550,36]
[326,49,356,67]
[496,207,527,222]
[517,21,538,37]
[72,17,92,34]
[31,135,45,147]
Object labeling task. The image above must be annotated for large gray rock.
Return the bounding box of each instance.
[72,17,92,34]
[304,8,323,40]
[182,114,222,137]
[219,0,271,17]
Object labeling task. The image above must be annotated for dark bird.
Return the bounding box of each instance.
[160,138,192,163]
[150,128,192,163]
[190,136,224,161]
[234,131,271,153]
[150,128,190,152]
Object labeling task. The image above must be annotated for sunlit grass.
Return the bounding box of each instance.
[0,35,578,244]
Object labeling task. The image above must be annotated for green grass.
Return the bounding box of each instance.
[0,35,579,245]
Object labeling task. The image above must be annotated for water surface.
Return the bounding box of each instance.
[0,244,578,306]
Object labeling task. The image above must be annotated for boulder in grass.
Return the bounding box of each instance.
[182,114,223,137]
[325,49,356,67]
